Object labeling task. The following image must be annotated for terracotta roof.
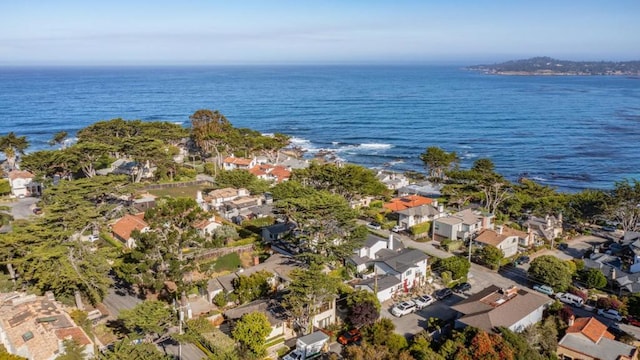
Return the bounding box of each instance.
[270,166,291,182]
[384,195,433,212]
[223,157,253,166]
[112,213,148,241]
[475,226,528,247]
[8,170,35,180]
[249,164,272,176]
[566,317,614,343]
[55,327,92,345]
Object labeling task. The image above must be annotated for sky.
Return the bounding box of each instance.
[1,0,639,66]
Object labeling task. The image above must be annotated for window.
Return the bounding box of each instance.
[512,238,517,243]
[405,270,412,277]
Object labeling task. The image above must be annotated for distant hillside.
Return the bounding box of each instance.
[468,57,640,76]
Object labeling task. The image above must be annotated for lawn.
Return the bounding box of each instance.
[200,253,242,273]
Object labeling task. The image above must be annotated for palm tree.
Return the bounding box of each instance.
[0,132,29,170]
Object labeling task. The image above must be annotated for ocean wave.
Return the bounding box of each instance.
[358,143,393,150]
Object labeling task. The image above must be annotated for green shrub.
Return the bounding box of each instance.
[410,221,431,236]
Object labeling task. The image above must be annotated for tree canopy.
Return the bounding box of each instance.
[232,312,271,359]
[118,300,175,339]
[419,146,459,179]
[527,255,572,292]
[0,132,29,170]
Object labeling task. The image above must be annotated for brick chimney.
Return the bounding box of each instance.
[253,256,260,266]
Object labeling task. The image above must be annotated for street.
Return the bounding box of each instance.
[5,197,39,220]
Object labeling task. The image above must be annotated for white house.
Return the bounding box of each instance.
[433,208,494,240]
[7,170,35,198]
[192,217,222,237]
[473,225,530,258]
[355,247,429,303]
[522,214,563,243]
[396,204,445,229]
[222,156,256,171]
[205,187,250,210]
[451,285,552,333]
[375,170,409,190]
[348,234,403,273]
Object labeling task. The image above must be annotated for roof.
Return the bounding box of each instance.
[363,234,402,251]
[474,226,528,247]
[451,285,552,332]
[349,254,370,266]
[112,213,148,241]
[0,292,93,360]
[397,182,443,197]
[249,164,272,177]
[223,156,253,166]
[456,209,485,225]
[8,170,35,180]
[559,319,636,360]
[270,166,291,182]
[264,222,296,235]
[396,204,440,217]
[376,249,428,273]
[192,218,219,230]
[297,331,329,346]
[560,335,636,360]
[208,187,242,199]
[436,216,464,225]
[357,275,401,292]
[565,317,614,343]
[384,195,433,212]
[224,299,289,326]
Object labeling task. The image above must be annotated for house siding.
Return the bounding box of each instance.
[508,306,545,333]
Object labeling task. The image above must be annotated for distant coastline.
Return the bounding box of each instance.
[468,56,640,76]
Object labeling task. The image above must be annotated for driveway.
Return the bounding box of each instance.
[4,197,39,220]
[381,294,464,338]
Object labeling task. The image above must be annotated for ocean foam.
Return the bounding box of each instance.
[358,143,393,150]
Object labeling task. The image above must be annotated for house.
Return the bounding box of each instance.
[7,170,35,198]
[0,292,95,360]
[99,159,156,179]
[355,245,428,303]
[205,187,250,211]
[384,195,434,212]
[557,316,638,360]
[583,254,640,293]
[223,299,295,341]
[433,208,494,241]
[131,192,157,212]
[473,225,531,258]
[348,234,403,273]
[620,238,640,273]
[451,285,552,333]
[262,222,297,243]
[375,171,409,190]
[192,218,222,237]
[397,181,443,198]
[522,214,563,243]
[249,164,291,183]
[111,213,149,248]
[396,204,445,230]
[276,157,309,170]
[222,156,256,171]
[221,195,266,221]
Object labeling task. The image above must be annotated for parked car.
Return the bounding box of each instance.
[598,308,623,322]
[391,225,404,233]
[532,284,554,296]
[452,282,471,293]
[558,243,569,250]
[87,234,99,242]
[514,256,530,265]
[556,293,584,308]
[367,222,382,230]
[391,301,417,317]
[32,207,42,215]
[623,315,640,327]
[337,329,362,345]
[413,295,435,309]
[602,226,617,232]
[434,288,453,300]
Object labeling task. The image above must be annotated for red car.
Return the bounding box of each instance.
[625,316,640,327]
[337,329,362,345]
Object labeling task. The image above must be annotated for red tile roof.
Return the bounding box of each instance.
[384,195,433,212]
[55,327,92,346]
[270,166,291,182]
[223,157,253,166]
[8,170,35,180]
[474,226,528,247]
[566,317,614,343]
[249,164,273,176]
[112,213,148,241]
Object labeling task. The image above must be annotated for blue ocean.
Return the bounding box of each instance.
[1,66,639,191]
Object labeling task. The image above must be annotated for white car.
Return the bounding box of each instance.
[391,301,417,317]
[413,295,435,309]
[598,308,623,322]
[392,225,404,233]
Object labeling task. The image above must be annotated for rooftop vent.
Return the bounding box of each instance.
[22,331,34,342]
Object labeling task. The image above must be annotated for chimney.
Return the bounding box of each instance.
[558,213,563,223]
[388,233,394,251]
[610,267,616,280]
[433,200,438,207]
[497,225,503,235]
[438,204,444,213]
[568,314,575,327]
[546,215,552,227]
[253,255,260,266]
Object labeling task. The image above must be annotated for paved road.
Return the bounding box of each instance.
[160,338,207,360]
[102,287,143,319]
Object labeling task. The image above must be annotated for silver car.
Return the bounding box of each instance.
[413,295,435,309]
[391,300,417,317]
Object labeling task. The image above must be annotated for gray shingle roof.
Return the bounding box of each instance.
[559,333,636,360]
[357,275,401,292]
[376,249,428,273]
[396,205,440,217]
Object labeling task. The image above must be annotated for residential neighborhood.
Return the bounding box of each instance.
[1,118,640,360]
